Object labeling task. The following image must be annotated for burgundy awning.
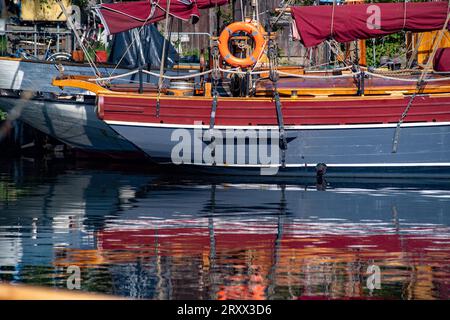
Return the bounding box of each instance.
[196,0,229,9]
[291,2,450,48]
[97,0,229,35]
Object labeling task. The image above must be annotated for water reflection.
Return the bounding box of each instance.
[0,159,449,300]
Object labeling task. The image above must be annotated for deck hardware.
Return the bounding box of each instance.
[208,86,219,164]
[357,71,365,96]
[268,35,287,168]
[316,163,328,191]
[156,0,172,118]
[316,163,327,177]
[274,89,287,168]
[207,45,221,166]
[138,68,143,94]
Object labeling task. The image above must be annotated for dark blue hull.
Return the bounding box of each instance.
[108,121,450,177]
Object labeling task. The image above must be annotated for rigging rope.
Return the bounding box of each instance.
[392,0,450,153]
[331,0,336,37]
[306,64,353,72]
[402,0,407,31]
[142,69,213,80]
[156,0,172,117]
[56,0,101,77]
[89,67,450,83]
[89,62,450,84]
[366,71,450,83]
[273,0,294,26]
[91,69,140,82]
[277,70,359,79]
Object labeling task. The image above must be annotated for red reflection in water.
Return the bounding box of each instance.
[57,220,450,300]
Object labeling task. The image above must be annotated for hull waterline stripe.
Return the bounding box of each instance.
[106,120,450,130]
[153,162,450,168]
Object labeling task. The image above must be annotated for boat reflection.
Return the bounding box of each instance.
[0,160,449,299]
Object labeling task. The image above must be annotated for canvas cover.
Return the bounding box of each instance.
[108,24,179,69]
[97,0,228,35]
[434,47,450,71]
[291,2,450,47]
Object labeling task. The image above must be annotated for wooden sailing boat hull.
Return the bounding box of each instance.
[98,93,450,177]
[0,57,148,157]
[0,57,133,94]
[0,95,143,158]
[107,121,450,177]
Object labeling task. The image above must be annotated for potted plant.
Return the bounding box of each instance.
[71,48,85,62]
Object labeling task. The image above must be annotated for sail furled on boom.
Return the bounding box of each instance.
[291,1,450,48]
[96,0,229,35]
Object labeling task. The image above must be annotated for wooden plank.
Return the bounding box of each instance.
[0,284,122,300]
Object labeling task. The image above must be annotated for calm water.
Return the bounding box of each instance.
[0,158,449,300]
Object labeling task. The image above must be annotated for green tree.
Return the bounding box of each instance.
[366,32,406,67]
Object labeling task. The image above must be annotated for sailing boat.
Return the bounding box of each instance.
[53,0,450,177]
[0,1,196,157]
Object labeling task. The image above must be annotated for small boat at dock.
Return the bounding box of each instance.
[0,56,148,158]
[0,19,183,158]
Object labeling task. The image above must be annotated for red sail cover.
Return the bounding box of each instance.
[434,47,450,71]
[196,0,229,9]
[291,2,450,47]
[98,0,229,35]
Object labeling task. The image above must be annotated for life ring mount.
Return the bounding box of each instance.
[218,21,266,68]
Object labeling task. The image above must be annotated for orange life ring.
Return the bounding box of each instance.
[218,22,266,68]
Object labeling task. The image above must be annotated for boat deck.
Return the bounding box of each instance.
[255,72,450,97]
